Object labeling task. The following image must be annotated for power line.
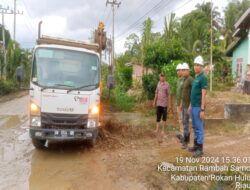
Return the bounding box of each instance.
[106,0,151,34]
[19,0,37,38]
[115,0,195,43]
[154,0,194,25]
[105,9,112,32]
[115,0,172,40]
[119,0,151,26]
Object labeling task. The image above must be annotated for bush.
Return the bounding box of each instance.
[110,87,135,112]
[116,64,133,92]
[0,80,17,95]
[162,60,184,95]
[101,64,109,88]
[144,37,191,71]
[142,74,158,100]
[118,66,133,91]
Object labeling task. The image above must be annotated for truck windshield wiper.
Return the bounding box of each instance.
[41,84,74,91]
[67,84,97,93]
[54,84,74,88]
[41,86,53,91]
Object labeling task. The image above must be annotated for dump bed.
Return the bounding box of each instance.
[37,36,100,52]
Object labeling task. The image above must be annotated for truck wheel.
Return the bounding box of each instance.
[32,139,46,149]
[86,138,96,148]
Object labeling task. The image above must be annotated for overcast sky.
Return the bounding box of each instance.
[0,0,230,54]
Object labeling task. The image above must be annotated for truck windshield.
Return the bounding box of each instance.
[31,48,100,90]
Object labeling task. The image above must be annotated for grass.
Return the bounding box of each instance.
[206,120,244,135]
[207,91,250,104]
[101,87,136,112]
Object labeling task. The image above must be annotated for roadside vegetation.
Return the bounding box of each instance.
[104,1,249,111]
[0,26,32,95]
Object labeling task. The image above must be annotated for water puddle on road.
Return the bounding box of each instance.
[0,115,22,129]
[0,114,32,190]
[28,143,118,190]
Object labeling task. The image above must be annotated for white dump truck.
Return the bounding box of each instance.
[17,36,102,148]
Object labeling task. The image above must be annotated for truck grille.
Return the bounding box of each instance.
[41,112,88,129]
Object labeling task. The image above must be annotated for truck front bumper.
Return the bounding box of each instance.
[30,127,98,141]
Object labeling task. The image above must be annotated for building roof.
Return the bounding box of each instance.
[226,36,246,57]
[234,8,250,29]
[226,8,250,57]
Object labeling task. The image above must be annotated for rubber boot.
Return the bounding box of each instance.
[182,134,190,149]
[188,139,198,152]
[176,133,184,144]
[193,144,203,157]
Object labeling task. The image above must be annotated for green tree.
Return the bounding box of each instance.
[6,41,31,81]
[179,2,221,57]
[124,33,141,64]
[0,26,11,78]
[141,17,153,74]
[223,0,250,50]
[144,37,191,71]
[163,13,179,40]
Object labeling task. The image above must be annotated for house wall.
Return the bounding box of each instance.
[132,64,153,81]
[232,36,249,82]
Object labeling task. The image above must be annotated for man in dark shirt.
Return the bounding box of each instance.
[180,63,193,149]
[176,64,184,142]
[189,56,208,157]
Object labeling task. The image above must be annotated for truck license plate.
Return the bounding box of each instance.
[61,130,68,137]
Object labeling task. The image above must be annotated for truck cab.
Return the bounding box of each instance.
[26,37,101,148]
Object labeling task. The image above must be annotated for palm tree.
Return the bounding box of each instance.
[163,13,179,40]
[141,17,153,75]
[179,2,222,56]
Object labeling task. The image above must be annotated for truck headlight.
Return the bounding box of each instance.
[87,119,97,128]
[30,103,39,112]
[90,105,99,115]
[30,116,41,127]
[30,102,41,116]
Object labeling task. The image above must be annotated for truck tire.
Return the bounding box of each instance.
[32,139,46,149]
[86,138,96,148]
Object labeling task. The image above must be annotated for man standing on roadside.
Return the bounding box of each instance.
[176,64,184,142]
[188,56,208,157]
[243,63,250,94]
[180,63,193,149]
[153,73,171,136]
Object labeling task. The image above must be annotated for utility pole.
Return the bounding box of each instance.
[0,4,22,78]
[13,0,23,49]
[0,6,9,79]
[13,0,16,49]
[2,11,6,79]
[106,0,121,74]
[210,0,213,92]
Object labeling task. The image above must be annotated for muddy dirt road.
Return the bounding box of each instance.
[0,94,250,190]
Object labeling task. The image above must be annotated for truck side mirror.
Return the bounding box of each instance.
[16,66,25,83]
[107,75,115,89]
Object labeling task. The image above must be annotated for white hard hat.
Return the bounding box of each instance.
[182,63,190,70]
[176,64,183,70]
[247,62,250,65]
[194,56,204,65]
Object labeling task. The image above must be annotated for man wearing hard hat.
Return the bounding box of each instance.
[180,63,193,149]
[175,63,184,142]
[188,56,208,157]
